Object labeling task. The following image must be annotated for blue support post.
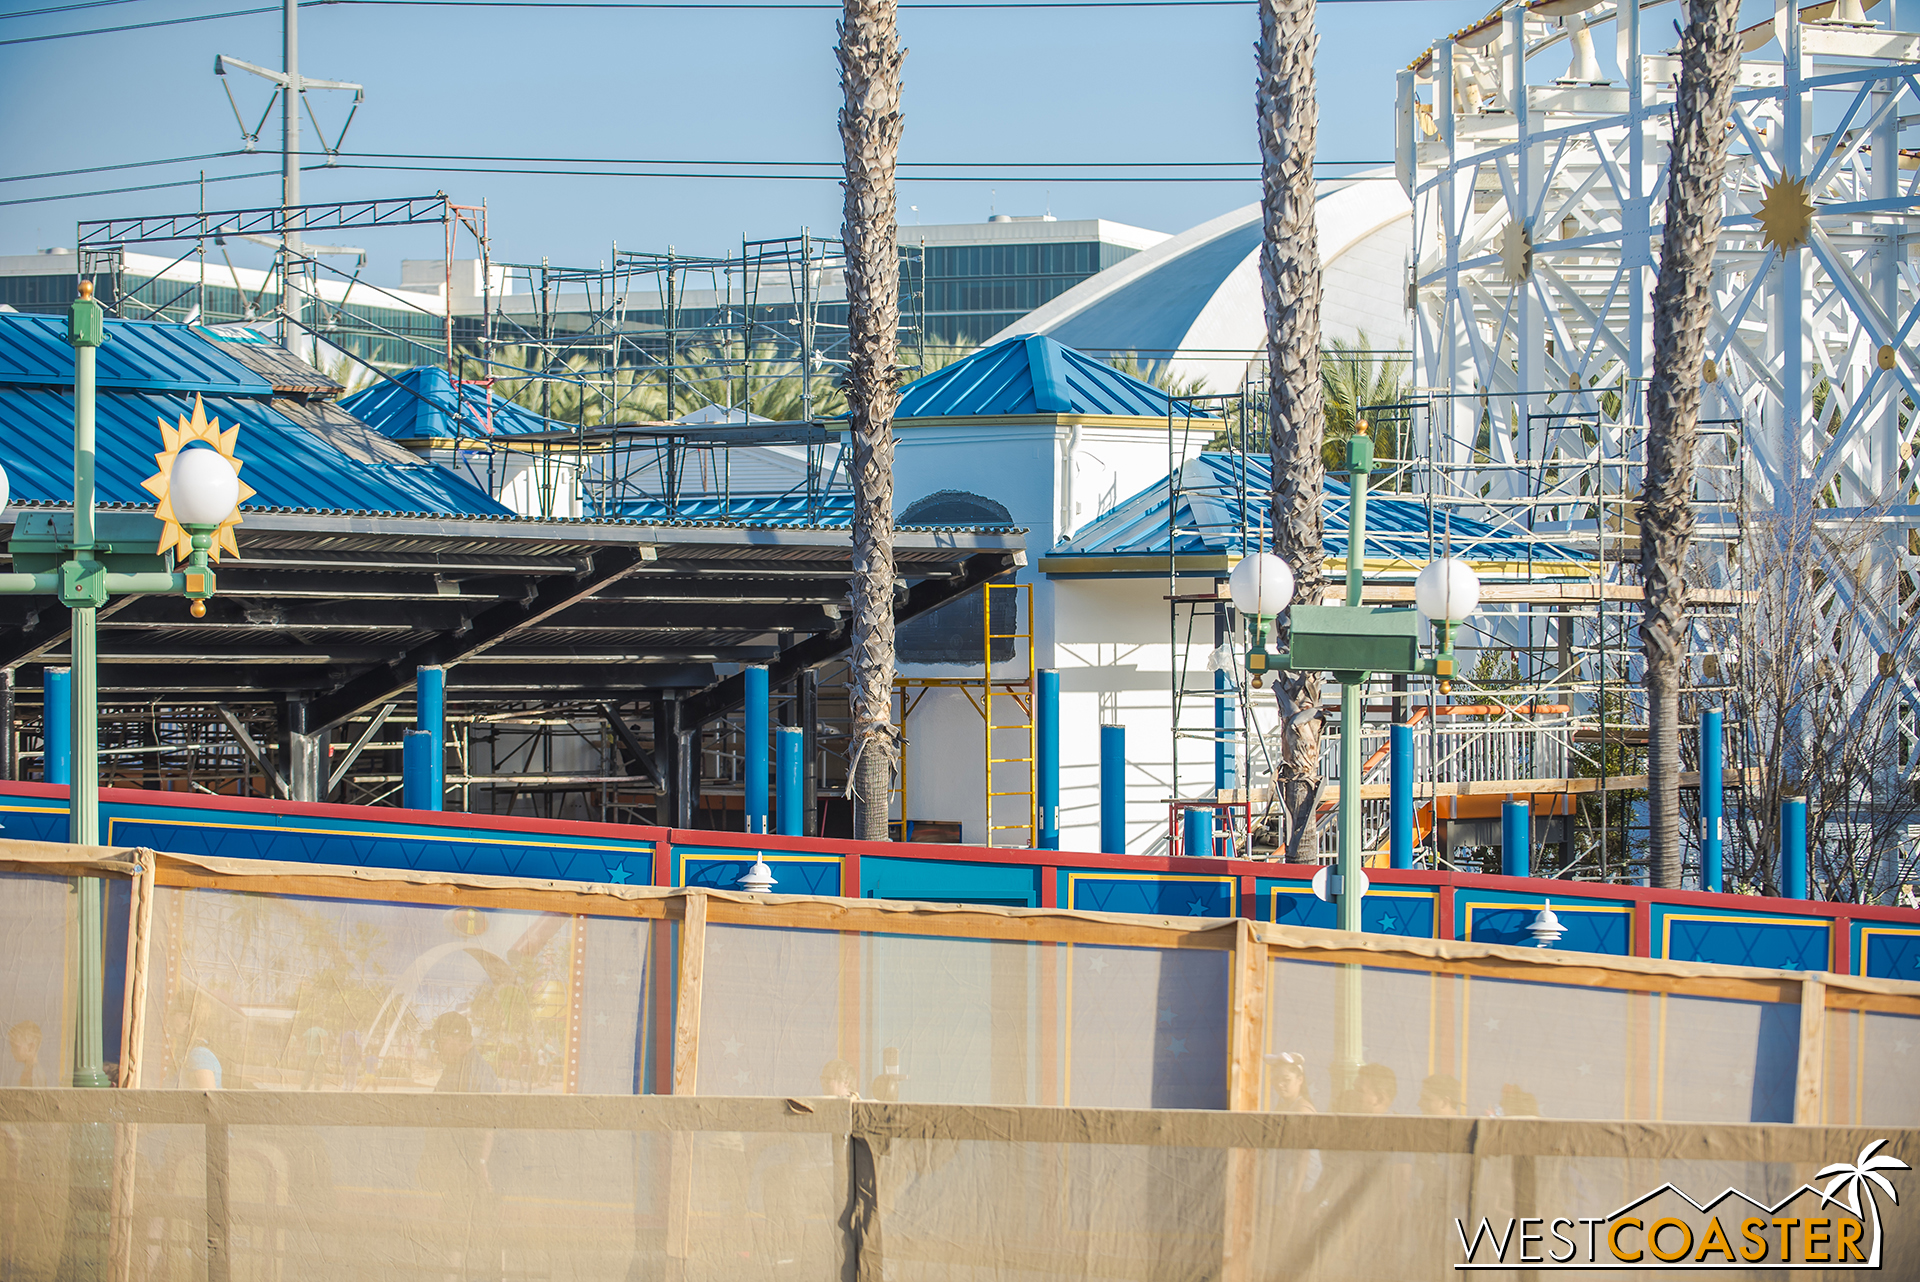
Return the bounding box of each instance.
[1182,805,1214,860]
[1099,723,1126,855]
[416,665,445,812]
[1781,796,1808,899]
[1700,708,1724,892]
[1389,722,1413,870]
[776,726,803,837]
[1214,668,1234,796]
[42,667,71,786]
[402,731,434,810]
[1501,800,1531,878]
[1038,669,1060,850]
[744,665,769,834]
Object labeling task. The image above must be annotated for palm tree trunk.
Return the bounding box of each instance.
[1258,0,1326,859]
[1643,0,1739,887]
[838,0,905,842]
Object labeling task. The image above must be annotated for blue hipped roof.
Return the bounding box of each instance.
[895,334,1214,419]
[0,314,510,518]
[341,366,564,441]
[1045,453,1591,573]
[0,313,272,395]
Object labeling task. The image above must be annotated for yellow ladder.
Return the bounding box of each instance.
[982,581,1036,848]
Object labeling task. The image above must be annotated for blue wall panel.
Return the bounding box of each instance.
[863,856,1038,906]
[1459,891,1633,955]
[1858,924,1920,981]
[0,797,68,843]
[680,854,842,897]
[1267,886,1435,937]
[104,808,650,883]
[1068,874,1235,918]
[1657,908,1830,970]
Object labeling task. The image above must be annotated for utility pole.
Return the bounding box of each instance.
[282,0,301,354]
[215,4,361,359]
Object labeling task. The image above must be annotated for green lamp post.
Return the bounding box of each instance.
[1237,434,1480,1089]
[0,280,246,1087]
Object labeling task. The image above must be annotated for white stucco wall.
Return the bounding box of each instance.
[887,415,1212,845]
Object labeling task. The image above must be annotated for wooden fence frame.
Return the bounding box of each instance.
[3,1088,1916,1282]
[5,838,1920,1126]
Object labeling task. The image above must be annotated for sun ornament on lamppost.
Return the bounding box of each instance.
[139,394,253,617]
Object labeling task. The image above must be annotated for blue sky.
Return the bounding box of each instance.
[1,0,1494,278]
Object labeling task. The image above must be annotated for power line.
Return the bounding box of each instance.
[336,151,1389,169]
[0,0,151,21]
[0,4,271,44]
[0,168,277,209]
[0,151,1389,188]
[321,161,1270,183]
[2,150,247,184]
[2,0,1487,43]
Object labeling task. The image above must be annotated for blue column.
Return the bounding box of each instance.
[1389,722,1414,870]
[744,665,769,834]
[1099,723,1126,855]
[776,726,803,837]
[42,667,71,786]
[1501,800,1531,878]
[1182,805,1214,860]
[1700,708,1724,892]
[416,665,445,812]
[402,731,434,810]
[1037,669,1060,850]
[1781,795,1808,899]
[1214,669,1235,796]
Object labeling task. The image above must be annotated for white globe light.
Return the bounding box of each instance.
[169,446,241,528]
[1415,556,1482,623]
[1228,551,1296,617]
[0,460,10,515]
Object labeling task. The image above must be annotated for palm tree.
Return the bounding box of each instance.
[837,0,905,842]
[1103,351,1213,401]
[1257,0,1327,858]
[1319,335,1408,468]
[1642,0,1740,887]
[1817,1139,1910,1263]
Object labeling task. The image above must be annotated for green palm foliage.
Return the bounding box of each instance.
[1319,334,1409,467]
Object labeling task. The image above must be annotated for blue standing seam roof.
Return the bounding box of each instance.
[0,386,511,517]
[894,334,1215,420]
[0,313,273,396]
[1048,452,1591,566]
[340,365,569,441]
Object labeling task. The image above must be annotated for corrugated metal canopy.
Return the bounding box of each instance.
[895,334,1213,420]
[1046,452,1591,570]
[0,313,273,395]
[0,386,510,517]
[341,365,563,441]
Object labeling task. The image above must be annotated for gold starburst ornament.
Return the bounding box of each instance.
[1758,176,1816,251]
[1498,220,1534,282]
[139,393,254,563]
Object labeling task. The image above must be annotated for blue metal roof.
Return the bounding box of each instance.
[1046,452,1591,571]
[340,366,563,441]
[0,387,510,517]
[618,494,855,526]
[0,313,273,396]
[895,334,1213,419]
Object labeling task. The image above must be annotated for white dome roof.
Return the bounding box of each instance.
[987,175,1412,393]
